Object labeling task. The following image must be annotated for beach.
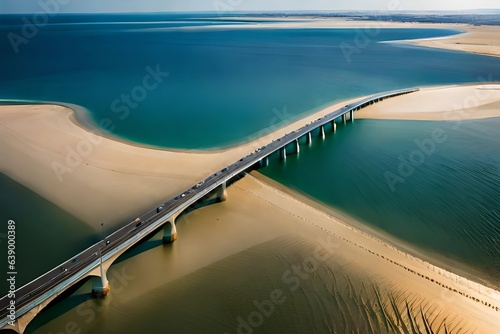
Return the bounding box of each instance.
[356,84,500,120]
[404,24,500,58]
[1,18,500,333]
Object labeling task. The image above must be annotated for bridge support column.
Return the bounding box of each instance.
[331,121,337,133]
[307,132,312,145]
[342,114,347,124]
[216,181,228,202]
[92,256,110,298]
[349,110,355,122]
[295,139,300,154]
[280,147,287,160]
[320,125,325,139]
[163,219,178,244]
[260,156,269,167]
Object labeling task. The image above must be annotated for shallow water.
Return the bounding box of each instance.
[261,118,500,287]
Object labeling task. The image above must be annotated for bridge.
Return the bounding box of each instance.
[0,87,418,333]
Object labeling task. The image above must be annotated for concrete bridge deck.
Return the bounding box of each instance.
[0,87,419,333]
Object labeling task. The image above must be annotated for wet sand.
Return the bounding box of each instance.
[33,174,500,333]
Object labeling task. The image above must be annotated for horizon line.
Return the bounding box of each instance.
[2,8,500,15]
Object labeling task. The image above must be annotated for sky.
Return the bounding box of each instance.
[1,0,499,14]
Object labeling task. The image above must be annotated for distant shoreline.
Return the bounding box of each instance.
[208,17,500,57]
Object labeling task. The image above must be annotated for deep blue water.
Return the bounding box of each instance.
[1,15,498,149]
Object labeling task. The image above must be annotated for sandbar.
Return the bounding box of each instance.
[356,84,500,121]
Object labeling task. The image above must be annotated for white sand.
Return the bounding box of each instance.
[356,84,500,121]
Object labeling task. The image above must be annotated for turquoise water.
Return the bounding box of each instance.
[261,118,500,287]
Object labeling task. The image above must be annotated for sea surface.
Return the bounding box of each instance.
[0,14,499,333]
[1,15,499,151]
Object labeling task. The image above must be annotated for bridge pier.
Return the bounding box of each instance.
[349,110,355,122]
[91,276,110,298]
[280,147,287,160]
[216,181,228,202]
[295,139,300,154]
[320,125,325,139]
[260,156,269,167]
[163,219,178,243]
[307,132,312,145]
[331,120,337,133]
[92,248,110,297]
[342,114,347,124]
